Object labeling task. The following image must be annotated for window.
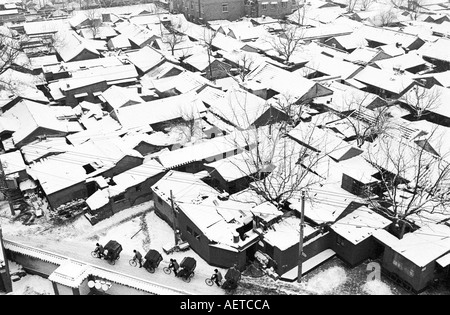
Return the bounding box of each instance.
[222,3,228,12]
[194,231,200,241]
[135,184,142,192]
[113,194,126,203]
[190,1,193,9]
[281,1,287,8]
[271,2,277,9]
[262,3,267,10]
[292,0,296,4]
[187,226,193,235]
[157,196,163,204]
[336,235,346,247]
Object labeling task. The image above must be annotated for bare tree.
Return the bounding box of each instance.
[361,0,376,11]
[364,130,450,238]
[339,94,394,148]
[162,17,187,56]
[407,0,423,20]
[347,0,358,13]
[218,52,256,84]
[166,108,204,144]
[0,28,21,77]
[202,28,219,80]
[267,23,305,64]
[399,84,441,119]
[217,90,338,208]
[85,9,101,39]
[377,7,398,26]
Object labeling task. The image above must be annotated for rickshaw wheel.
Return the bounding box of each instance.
[163,267,171,274]
[182,276,191,283]
[91,251,99,258]
[108,259,116,265]
[146,267,156,274]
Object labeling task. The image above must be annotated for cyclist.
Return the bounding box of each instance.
[211,269,223,287]
[133,249,143,268]
[94,243,104,258]
[169,258,180,276]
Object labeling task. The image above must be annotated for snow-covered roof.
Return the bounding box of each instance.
[126,46,165,73]
[332,206,391,245]
[0,69,48,103]
[353,66,415,95]
[245,62,329,102]
[389,224,450,267]
[21,137,72,164]
[55,31,102,62]
[28,137,143,195]
[326,33,368,50]
[2,100,82,146]
[0,150,26,175]
[115,91,206,129]
[374,52,427,72]
[109,159,165,195]
[48,260,91,288]
[152,170,218,205]
[29,55,59,70]
[100,85,144,111]
[315,81,384,112]
[204,150,259,182]
[145,71,214,94]
[79,26,117,40]
[355,25,423,48]
[108,33,132,49]
[264,216,317,251]
[209,87,270,129]
[418,38,450,63]
[399,84,450,118]
[301,53,362,79]
[156,133,247,170]
[290,183,364,224]
[344,47,389,64]
[43,56,123,75]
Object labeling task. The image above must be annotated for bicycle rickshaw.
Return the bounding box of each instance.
[221,266,241,291]
[177,257,196,283]
[142,249,163,273]
[103,240,122,265]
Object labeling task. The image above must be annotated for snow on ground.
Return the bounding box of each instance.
[7,261,53,295]
[304,266,348,294]
[362,279,394,295]
[9,275,54,295]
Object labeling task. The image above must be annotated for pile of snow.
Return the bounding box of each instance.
[10,275,54,295]
[305,266,347,294]
[362,279,393,295]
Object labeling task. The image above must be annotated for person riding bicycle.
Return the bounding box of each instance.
[133,249,143,268]
[169,258,180,276]
[95,243,104,258]
[211,269,223,287]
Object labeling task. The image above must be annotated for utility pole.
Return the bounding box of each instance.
[169,190,178,245]
[297,190,305,283]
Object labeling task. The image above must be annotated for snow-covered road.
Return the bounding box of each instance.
[8,236,226,295]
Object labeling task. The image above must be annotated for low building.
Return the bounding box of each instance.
[330,206,391,266]
[151,170,263,270]
[374,224,450,292]
[85,160,165,224]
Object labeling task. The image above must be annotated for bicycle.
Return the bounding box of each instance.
[129,258,138,267]
[205,276,222,287]
[205,277,214,286]
[163,266,173,275]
